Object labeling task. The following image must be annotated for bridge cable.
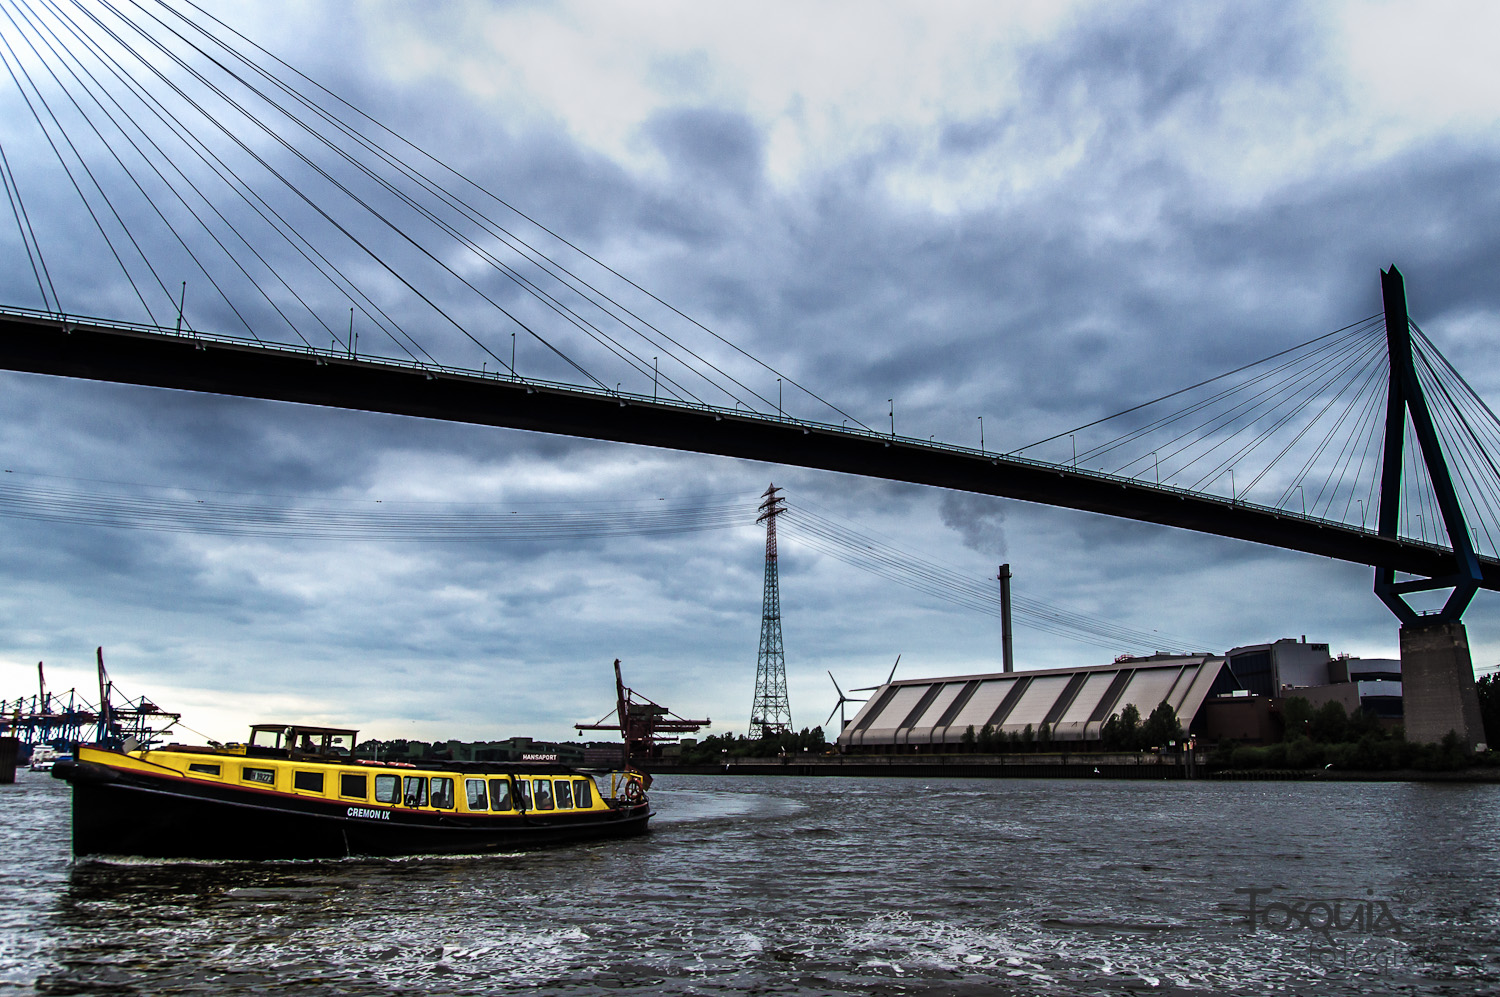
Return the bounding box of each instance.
[0,136,57,312]
[1414,322,1500,501]
[1422,368,1500,555]
[38,0,406,356]
[140,0,718,405]
[1189,332,1382,483]
[1014,315,1382,456]
[1,0,284,343]
[0,10,186,322]
[37,0,470,354]
[80,0,491,372]
[1306,360,1388,518]
[47,0,429,361]
[22,0,346,346]
[79,0,449,360]
[1090,319,1381,478]
[1252,342,1386,504]
[164,0,868,427]
[1110,329,1373,488]
[1079,319,1381,473]
[0,31,159,322]
[1413,339,1500,554]
[1341,388,1385,528]
[103,0,611,391]
[143,0,751,409]
[1179,333,1383,494]
[1269,350,1381,514]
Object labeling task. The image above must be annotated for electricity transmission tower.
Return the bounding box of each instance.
[749,484,792,739]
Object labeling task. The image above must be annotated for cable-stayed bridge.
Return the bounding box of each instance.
[0,298,1496,598]
[2,0,1499,741]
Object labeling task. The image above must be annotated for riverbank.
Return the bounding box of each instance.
[653,751,1500,781]
[656,751,1198,779]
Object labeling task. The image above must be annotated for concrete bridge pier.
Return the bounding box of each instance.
[1400,621,1487,749]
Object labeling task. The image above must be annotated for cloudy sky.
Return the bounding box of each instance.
[2,0,1500,745]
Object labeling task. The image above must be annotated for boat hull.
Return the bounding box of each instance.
[55,758,651,859]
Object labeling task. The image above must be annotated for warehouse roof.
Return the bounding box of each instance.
[836,654,1235,748]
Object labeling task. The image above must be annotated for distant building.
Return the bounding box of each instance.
[837,653,1239,752]
[1332,656,1403,720]
[1195,693,1278,744]
[1276,682,1361,716]
[1226,638,1332,697]
[580,742,627,767]
[1228,638,1404,724]
[444,737,586,765]
[357,736,624,766]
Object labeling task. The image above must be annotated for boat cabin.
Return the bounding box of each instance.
[247,724,357,760]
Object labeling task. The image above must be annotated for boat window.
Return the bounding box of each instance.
[554,779,574,809]
[402,775,428,808]
[374,774,399,804]
[430,777,455,810]
[293,771,324,793]
[574,779,593,808]
[187,763,220,776]
[248,726,289,750]
[533,779,554,811]
[242,766,275,786]
[515,779,532,812]
[488,779,513,812]
[465,778,488,811]
[340,773,367,799]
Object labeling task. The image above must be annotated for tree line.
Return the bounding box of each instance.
[1211,693,1493,772]
[673,727,829,763]
[955,701,1184,753]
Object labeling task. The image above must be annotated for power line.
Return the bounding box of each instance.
[0,475,755,542]
[781,499,1217,654]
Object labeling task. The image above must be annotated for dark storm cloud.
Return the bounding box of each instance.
[1017,2,1323,122]
[643,106,764,202]
[3,1,1499,738]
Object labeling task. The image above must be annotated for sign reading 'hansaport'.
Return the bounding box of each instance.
[521,753,559,762]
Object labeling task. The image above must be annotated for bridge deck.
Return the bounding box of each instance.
[1,308,1494,591]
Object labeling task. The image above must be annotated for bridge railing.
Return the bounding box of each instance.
[0,303,1441,551]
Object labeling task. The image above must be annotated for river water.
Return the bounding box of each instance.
[3,769,1499,995]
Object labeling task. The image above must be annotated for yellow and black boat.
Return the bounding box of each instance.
[53,724,651,859]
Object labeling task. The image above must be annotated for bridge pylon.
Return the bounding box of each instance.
[1375,266,1486,748]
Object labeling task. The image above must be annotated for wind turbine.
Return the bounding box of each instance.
[825,671,868,730]
[851,654,901,693]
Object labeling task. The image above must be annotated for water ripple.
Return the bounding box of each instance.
[3,771,1499,994]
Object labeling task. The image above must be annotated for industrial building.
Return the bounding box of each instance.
[1226,637,1403,721]
[837,636,1408,753]
[837,653,1238,751]
[1224,638,1333,696]
[1332,656,1404,720]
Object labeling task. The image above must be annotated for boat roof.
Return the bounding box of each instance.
[250,723,359,737]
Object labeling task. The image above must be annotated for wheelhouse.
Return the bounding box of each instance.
[245,724,358,759]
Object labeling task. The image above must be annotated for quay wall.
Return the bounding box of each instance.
[654,751,1198,779]
[650,753,1500,782]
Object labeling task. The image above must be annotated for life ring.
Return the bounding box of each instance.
[623,779,645,804]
